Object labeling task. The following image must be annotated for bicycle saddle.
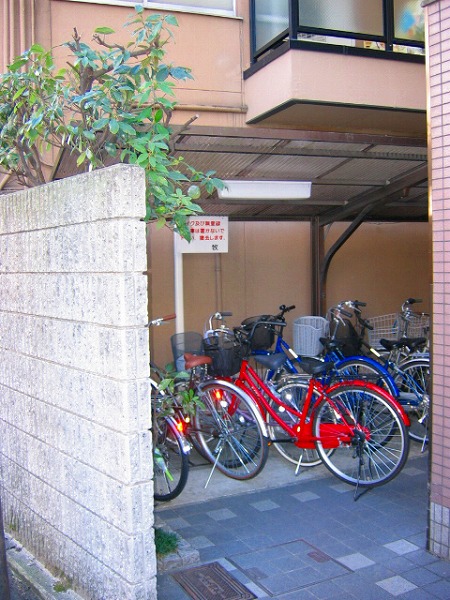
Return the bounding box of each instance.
[184,352,213,369]
[379,337,427,352]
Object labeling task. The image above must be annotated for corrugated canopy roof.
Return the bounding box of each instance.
[172,127,428,225]
[42,125,429,226]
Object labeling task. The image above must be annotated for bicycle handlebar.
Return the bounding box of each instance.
[210,311,232,319]
[206,311,233,333]
[273,304,296,321]
[329,301,374,333]
[146,313,176,327]
[402,298,422,311]
[279,304,296,313]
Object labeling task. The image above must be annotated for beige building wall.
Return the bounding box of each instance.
[38,0,248,130]
[149,220,431,368]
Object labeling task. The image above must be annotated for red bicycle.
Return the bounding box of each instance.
[187,313,410,491]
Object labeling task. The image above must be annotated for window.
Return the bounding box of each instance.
[393,0,424,42]
[298,0,383,37]
[251,0,425,60]
[254,0,289,52]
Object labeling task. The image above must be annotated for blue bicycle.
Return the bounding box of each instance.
[238,303,429,456]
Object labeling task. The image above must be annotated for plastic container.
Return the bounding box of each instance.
[293,316,329,357]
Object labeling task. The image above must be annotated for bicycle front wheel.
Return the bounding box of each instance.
[313,384,409,488]
[154,416,190,502]
[194,381,269,480]
[268,378,325,467]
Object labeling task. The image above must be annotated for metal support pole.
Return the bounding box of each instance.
[310,217,324,315]
[173,234,185,334]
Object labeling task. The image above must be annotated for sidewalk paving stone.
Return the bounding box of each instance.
[157,446,450,599]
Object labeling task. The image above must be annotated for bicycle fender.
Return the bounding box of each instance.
[197,378,269,438]
[326,379,411,427]
[398,355,430,368]
[336,356,400,396]
[164,415,192,455]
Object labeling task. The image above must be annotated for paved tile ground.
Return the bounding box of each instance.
[156,447,450,599]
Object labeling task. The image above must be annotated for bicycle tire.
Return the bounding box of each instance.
[193,380,269,480]
[172,377,211,460]
[313,383,409,488]
[267,378,328,467]
[395,357,430,444]
[334,357,398,396]
[154,415,190,502]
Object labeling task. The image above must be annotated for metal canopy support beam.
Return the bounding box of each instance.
[319,205,373,314]
[319,164,428,226]
[172,124,426,148]
[315,164,428,313]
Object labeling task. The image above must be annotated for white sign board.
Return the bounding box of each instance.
[177,216,228,253]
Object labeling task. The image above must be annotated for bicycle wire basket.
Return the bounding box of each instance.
[203,330,244,377]
[171,331,204,371]
[366,314,402,349]
[367,312,430,350]
[239,315,276,351]
[293,316,329,357]
[404,312,430,339]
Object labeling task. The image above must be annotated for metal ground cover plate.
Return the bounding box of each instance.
[172,561,256,600]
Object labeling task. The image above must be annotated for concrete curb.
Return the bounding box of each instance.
[6,535,82,600]
[5,521,199,599]
[154,517,200,573]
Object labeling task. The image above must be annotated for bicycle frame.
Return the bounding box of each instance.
[254,319,430,414]
[233,358,410,451]
[253,327,401,395]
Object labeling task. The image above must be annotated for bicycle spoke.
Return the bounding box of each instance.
[314,384,409,488]
[395,358,430,444]
[267,379,328,467]
[194,382,269,480]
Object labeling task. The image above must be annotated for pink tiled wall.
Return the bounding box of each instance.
[426,0,450,558]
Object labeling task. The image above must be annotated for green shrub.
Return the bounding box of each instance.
[155,527,179,556]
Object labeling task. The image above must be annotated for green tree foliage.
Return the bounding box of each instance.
[0,6,222,238]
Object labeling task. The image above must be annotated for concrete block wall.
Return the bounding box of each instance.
[425,0,450,559]
[0,165,156,598]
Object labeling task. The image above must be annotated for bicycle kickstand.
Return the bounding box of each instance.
[353,431,373,501]
[295,452,304,476]
[204,444,225,489]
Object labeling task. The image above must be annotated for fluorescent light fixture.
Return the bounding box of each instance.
[217,180,312,200]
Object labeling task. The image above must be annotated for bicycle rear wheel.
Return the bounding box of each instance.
[313,383,409,488]
[395,357,430,444]
[193,381,269,480]
[154,415,190,502]
[334,357,397,396]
